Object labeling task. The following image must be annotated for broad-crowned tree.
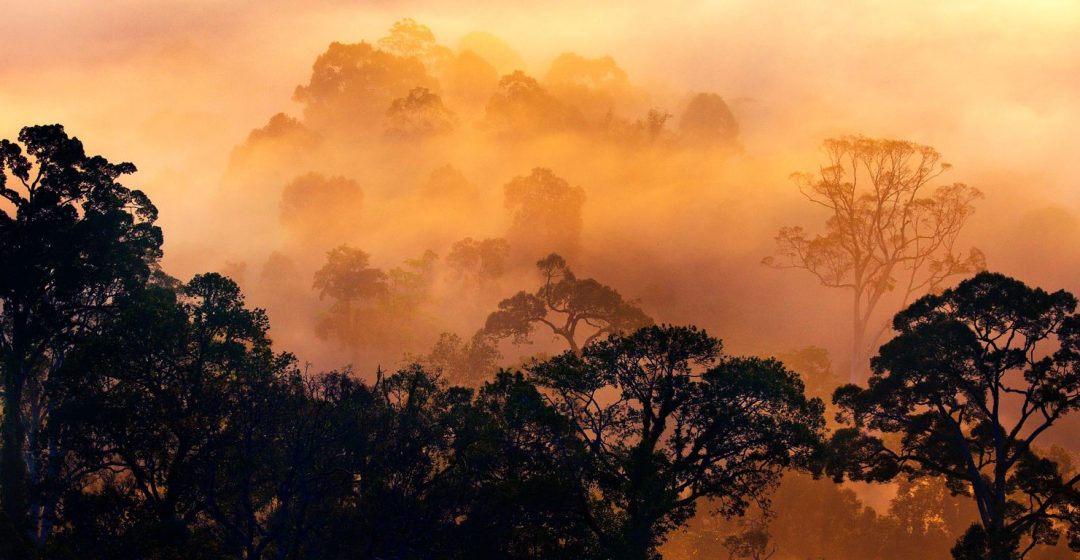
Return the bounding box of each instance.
[385,87,456,139]
[528,325,825,560]
[483,72,583,138]
[485,254,651,354]
[828,272,1080,559]
[446,237,510,285]
[293,41,436,135]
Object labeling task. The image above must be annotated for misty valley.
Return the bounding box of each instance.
[2,11,1080,560]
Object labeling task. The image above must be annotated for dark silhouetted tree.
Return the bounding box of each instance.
[0,124,162,545]
[503,167,586,260]
[765,136,985,382]
[828,272,1080,559]
[485,254,651,354]
[57,273,296,558]
[528,325,825,559]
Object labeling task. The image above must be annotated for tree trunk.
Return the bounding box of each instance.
[1,359,29,532]
[850,289,866,384]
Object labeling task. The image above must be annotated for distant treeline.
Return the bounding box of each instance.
[2,126,1079,560]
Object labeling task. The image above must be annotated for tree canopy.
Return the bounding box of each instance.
[485,253,652,353]
[828,272,1080,559]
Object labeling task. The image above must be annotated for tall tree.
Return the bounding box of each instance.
[60,273,297,557]
[828,272,1080,559]
[765,135,985,382]
[528,325,825,559]
[0,125,162,542]
[485,254,651,354]
[314,247,438,360]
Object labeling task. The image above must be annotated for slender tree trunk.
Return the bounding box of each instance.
[1,358,29,532]
[850,288,866,384]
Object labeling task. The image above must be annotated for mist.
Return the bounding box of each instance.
[3,2,1079,557]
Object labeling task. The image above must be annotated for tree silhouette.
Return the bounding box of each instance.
[503,167,586,260]
[293,41,436,134]
[828,272,1080,559]
[446,237,510,285]
[485,254,651,354]
[376,18,451,71]
[416,330,501,387]
[385,87,456,139]
[678,92,739,146]
[313,247,438,358]
[528,325,825,559]
[483,71,583,137]
[312,246,389,357]
[59,274,296,557]
[0,125,162,543]
[765,135,985,382]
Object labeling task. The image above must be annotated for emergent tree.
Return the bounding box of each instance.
[765,136,984,382]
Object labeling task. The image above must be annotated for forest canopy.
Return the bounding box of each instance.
[3,10,1080,560]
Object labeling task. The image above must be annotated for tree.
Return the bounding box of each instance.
[543,53,635,120]
[485,254,651,354]
[446,237,510,285]
[441,50,499,110]
[420,165,479,202]
[279,172,363,247]
[483,71,583,137]
[722,513,777,560]
[376,18,452,71]
[827,272,1080,559]
[313,247,438,359]
[293,41,436,134]
[527,325,825,559]
[385,87,456,139]
[0,125,162,544]
[417,330,502,387]
[764,135,985,382]
[503,167,586,260]
[678,93,738,146]
[57,273,297,558]
[313,246,389,357]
